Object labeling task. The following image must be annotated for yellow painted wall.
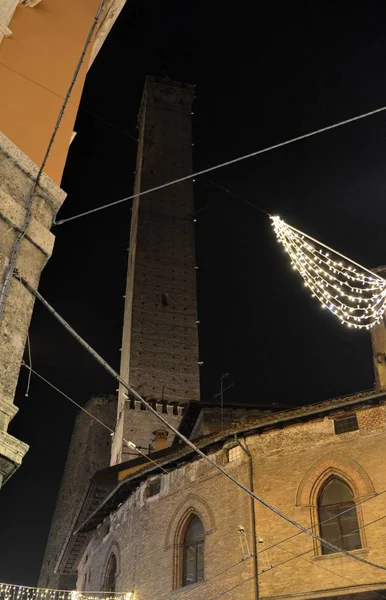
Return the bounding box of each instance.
[0,0,105,185]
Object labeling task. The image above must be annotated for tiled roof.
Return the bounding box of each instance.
[76,387,386,536]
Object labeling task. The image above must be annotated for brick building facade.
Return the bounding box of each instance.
[73,391,386,600]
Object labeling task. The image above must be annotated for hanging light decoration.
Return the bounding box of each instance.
[271,216,386,329]
[0,584,130,600]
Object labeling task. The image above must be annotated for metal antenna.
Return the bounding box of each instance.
[220,373,229,429]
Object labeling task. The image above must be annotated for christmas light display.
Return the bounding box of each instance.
[0,584,132,600]
[271,216,386,329]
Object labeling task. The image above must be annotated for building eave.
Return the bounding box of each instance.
[76,387,386,535]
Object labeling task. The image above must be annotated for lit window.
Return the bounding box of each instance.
[228,445,242,462]
[102,554,117,592]
[318,478,361,555]
[182,515,204,586]
[334,415,358,435]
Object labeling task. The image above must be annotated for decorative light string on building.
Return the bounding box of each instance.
[0,585,132,600]
[271,216,386,329]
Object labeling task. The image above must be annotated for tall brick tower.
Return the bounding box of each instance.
[112,77,200,464]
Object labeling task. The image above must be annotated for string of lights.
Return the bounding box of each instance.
[0,584,131,600]
[271,216,386,329]
[21,362,168,475]
[15,274,386,573]
[54,103,386,226]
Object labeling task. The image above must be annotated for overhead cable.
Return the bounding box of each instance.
[21,361,168,475]
[16,273,386,573]
[54,103,386,226]
[0,0,106,325]
[259,488,386,556]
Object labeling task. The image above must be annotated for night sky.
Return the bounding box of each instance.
[2,0,386,585]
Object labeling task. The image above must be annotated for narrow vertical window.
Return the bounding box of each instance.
[162,292,169,307]
[318,478,361,555]
[103,554,117,592]
[182,515,204,586]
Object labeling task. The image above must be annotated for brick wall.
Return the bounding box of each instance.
[79,402,386,600]
[38,395,116,589]
[113,77,200,464]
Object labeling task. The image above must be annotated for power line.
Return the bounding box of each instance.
[201,175,270,216]
[260,515,386,600]
[173,558,247,600]
[54,103,386,226]
[0,60,138,142]
[173,512,386,600]
[21,361,168,475]
[261,512,386,576]
[0,0,106,325]
[15,273,386,573]
[259,488,386,557]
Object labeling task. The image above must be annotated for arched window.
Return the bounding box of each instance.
[182,515,204,586]
[318,478,361,555]
[103,554,117,592]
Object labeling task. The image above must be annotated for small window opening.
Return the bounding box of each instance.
[334,414,358,435]
[103,554,117,592]
[162,292,170,307]
[227,445,242,463]
[147,478,161,497]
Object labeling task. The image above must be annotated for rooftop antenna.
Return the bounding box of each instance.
[220,373,230,430]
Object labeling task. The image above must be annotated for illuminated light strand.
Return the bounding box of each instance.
[271,216,386,329]
[284,235,386,326]
[0,585,132,600]
[274,222,386,327]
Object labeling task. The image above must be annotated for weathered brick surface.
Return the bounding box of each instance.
[79,403,386,600]
[38,395,116,589]
[112,77,200,464]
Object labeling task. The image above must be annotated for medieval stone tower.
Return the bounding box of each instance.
[111,77,200,464]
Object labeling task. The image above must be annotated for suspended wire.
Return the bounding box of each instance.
[54,103,386,226]
[173,558,247,600]
[258,515,386,600]
[24,333,32,397]
[0,0,106,325]
[259,488,386,556]
[182,514,386,600]
[15,274,386,574]
[0,60,138,142]
[262,512,386,576]
[21,361,168,475]
[201,175,270,216]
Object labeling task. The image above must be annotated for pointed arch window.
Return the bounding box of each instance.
[318,478,361,555]
[182,515,204,586]
[102,554,117,592]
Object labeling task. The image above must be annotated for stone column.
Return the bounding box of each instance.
[0,132,66,486]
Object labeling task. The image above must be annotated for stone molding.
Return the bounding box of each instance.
[296,453,375,507]
[164,492,217,550]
